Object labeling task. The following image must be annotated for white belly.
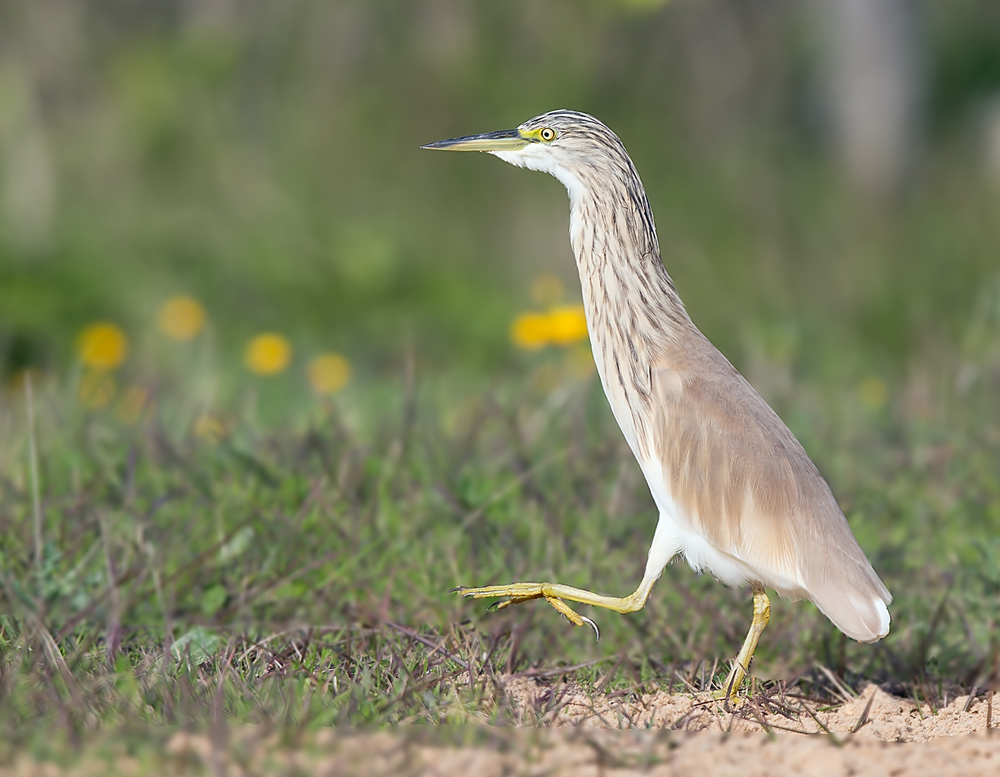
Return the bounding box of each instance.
[635,449,806,596]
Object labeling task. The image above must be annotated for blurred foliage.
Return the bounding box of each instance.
[0,0,997,413]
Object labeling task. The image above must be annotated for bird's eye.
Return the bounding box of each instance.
[539,127,556,142]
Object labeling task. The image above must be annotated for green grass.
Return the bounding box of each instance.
[0,350,997,736]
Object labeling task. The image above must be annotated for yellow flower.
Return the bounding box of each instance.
[245,333,291,375]
[511,304,589,351]
[78,370,117,408]
[546,304,589,345]
[857,376,888,411]
[511,312,550,350]
[308,353,352,394]
[530,273,564,306]
[77,322,128,370]
[158,296,206,341]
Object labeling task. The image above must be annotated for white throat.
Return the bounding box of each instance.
[490,148,588,206]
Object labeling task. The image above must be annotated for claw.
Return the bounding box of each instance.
[581,616,600,642]
[448,586,467,595]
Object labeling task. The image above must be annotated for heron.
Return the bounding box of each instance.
[423,110,891,706]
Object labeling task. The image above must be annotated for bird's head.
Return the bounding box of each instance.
[422,110,633,203]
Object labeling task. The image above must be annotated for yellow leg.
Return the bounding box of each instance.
[453,576,658,633]
[715,582,770,707]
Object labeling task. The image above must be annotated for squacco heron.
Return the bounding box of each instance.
[423,110,891,705]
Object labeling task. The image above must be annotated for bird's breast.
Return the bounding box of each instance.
[584,297,659,466]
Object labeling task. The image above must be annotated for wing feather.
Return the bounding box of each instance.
[646,329,891,641]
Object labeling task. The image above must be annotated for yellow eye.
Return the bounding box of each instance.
[539,127,556,142]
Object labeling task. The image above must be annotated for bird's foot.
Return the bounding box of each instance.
[707,657,754,711]
[711,684,748,711]
[451,583,600,639]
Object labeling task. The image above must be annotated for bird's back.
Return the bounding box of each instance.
[619,322,892,642]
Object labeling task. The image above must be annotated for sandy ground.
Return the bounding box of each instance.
[4,682,997,776]
[498,676,996,740]
[323,727,1000,777]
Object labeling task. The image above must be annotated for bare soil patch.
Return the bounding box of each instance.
[155,704,1000,777]
[4,684,997,776]
[324,727,1000,777]
[499,677,995,741]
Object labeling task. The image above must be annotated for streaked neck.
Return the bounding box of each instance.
[567,179,690,348]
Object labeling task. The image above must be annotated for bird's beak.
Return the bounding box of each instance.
[421,128,529,152]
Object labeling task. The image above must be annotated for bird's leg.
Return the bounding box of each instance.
[715,582,771,708]
[456,516,676,631]
[453,575,659,632]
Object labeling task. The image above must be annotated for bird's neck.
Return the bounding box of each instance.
[567,185,691,351]
[566,183,693,461]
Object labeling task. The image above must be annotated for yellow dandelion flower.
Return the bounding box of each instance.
[245,333,291,375]
[546,304,589,346]
[511,312,551,350]
[77,322,128,370]
[78,370,117,408]
[117,385,152,423]
[308,353,352,395]
[158,296,206,341]
[530,273,564,306]
[857,375,888,411]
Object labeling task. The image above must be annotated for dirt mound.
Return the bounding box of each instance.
[265,678,999,777]
[500,676,995,741]
[325,728,999,777]
[157,721,1000,777]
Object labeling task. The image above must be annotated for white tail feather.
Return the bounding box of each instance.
[809,580,891,643]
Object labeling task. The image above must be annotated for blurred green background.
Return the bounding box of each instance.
[1,0,998,410]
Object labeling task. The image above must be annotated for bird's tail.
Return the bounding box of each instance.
[807,568,892,643]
